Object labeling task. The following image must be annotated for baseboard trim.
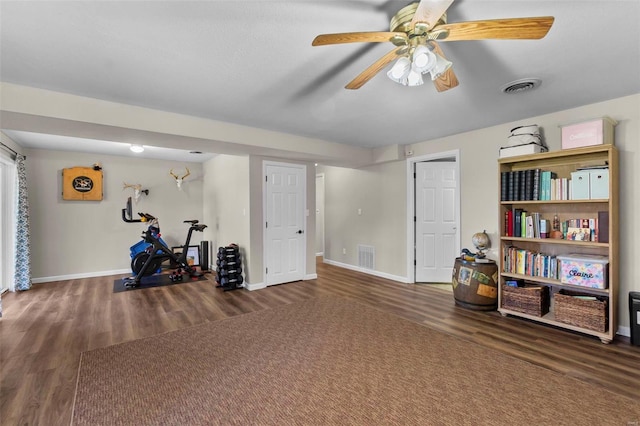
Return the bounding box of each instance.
[244,282,266,291]
[617,326,630,338]
[246,273,316,291]
[322,259,409,283]
[32,269,131,284]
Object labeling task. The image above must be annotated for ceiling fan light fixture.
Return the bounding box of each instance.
[387,56,412,84]
[412,44,437,74]
[406,65,424,86]
[130,144,144,153]
[429,53,453,81]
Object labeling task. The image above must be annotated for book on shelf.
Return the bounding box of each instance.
[524,169,534,201]
[512,171,520,201]
[539,219,549,238]
[502,245,558,279]
[513,208,523,237]
[500,168,543,202]
[504,210,514,237]
[532,168,541,201]
[598,211,609,243]
[540,171,555,200]
[525,215,534,238]
[501,172,509,201]
[508,171,515,201]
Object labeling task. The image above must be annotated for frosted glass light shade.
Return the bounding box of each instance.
[406,65,424,86]
[412,45,437,74]
[387,57,412,84]
[130,144,144,153]
[429,53,453,80]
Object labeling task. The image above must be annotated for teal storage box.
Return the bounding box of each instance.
[589,169,609,199]
[571,171,590,200]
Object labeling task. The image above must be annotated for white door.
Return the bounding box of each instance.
[415,161,458,282]
[264,162,306,286]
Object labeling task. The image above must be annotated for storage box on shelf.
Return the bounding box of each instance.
[501,285,550,317]
[554,290,608,333]
[497,145,618,343]
[560,116,617,150]
[557,254,609,289]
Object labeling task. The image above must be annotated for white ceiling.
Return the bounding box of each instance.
[1,1,639,162]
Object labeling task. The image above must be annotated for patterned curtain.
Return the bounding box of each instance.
[14,154,32,291]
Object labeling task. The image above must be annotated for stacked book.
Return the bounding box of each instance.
[503,245,559,279]
[500,169,573,201]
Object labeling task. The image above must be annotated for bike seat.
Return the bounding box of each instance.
[183,219,199,224]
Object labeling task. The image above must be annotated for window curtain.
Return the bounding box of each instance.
[14,154,32,291]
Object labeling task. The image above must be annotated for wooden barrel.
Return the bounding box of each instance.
[451,257,498,311]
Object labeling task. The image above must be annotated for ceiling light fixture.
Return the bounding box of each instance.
[130,144,144,153]
[387,41,452,87]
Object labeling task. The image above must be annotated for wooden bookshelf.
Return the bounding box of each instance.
[498,145,618,343]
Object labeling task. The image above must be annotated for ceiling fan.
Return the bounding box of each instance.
[312,0,554,92]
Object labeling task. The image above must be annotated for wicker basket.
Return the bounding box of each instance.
[554,291,608,332]
[501,285,549,317]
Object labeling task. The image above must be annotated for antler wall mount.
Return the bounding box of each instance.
[169,168,190,191]
[312,0,554,92]
[123,182,149,203]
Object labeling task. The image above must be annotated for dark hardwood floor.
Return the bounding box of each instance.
[2,259,639,425]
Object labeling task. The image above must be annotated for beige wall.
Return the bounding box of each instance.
[202,154,251,277]
[25,149,204,279]
[322,93,640,330]
[323,160,407,277]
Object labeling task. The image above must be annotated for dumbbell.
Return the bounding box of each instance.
[216,267,242,277]
[220,275,244,287]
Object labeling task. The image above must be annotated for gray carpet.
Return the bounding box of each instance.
[72,296,640,425]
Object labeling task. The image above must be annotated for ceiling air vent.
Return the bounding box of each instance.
[501,78,541,94]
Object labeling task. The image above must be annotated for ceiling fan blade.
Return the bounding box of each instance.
[437,16,554,41]
[312,31,407,46]
[410,0,454,30]
[430,42,459,92]
[345,47,405,90]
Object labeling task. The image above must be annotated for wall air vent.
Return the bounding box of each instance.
[358,245,375,270]
[501,78,542,94]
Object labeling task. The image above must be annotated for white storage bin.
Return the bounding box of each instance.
[571,171,590,200]
[589,169,609,199]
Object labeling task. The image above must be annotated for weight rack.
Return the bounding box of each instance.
[215,244,244,291]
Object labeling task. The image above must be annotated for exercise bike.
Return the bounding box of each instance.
[122,197,207,288]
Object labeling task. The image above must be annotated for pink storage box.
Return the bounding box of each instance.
[560,117,616,149]
[557,254,608,289]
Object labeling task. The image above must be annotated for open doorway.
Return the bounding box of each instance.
[406,150,460,283]
[315,173,325,258]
